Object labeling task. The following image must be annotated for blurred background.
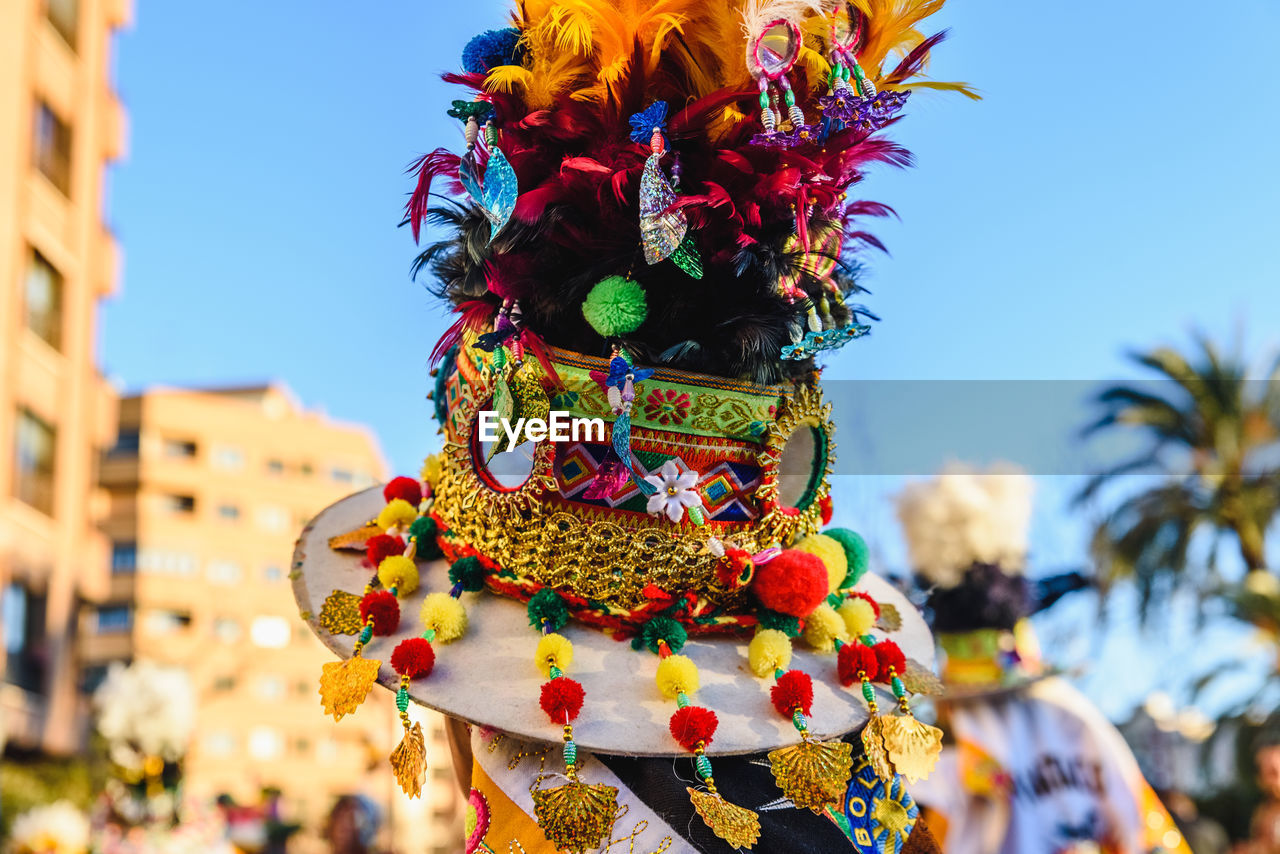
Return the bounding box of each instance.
[0,0,1277,852]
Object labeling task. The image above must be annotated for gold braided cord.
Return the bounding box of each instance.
[431,373,833,612]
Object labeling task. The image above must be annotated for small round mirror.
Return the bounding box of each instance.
[472,406,537,491]
[776,425,824,509]
[754,19,801,79]
[829,3,864,53]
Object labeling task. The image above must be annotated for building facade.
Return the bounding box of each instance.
[0,0,129,755]
[93,385,463,852]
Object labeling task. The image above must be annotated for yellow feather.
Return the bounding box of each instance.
[485,65,534,94]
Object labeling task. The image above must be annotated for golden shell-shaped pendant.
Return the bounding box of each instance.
[390,722,427,798]
[767,739,854,813]
[861,716,895,783]
[880,715,943,784]
[318,657,380,721]
[688,788,761,849]
[531,780,619,854]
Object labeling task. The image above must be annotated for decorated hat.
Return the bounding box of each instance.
[896,464,1066,695]
[293,2,973,850]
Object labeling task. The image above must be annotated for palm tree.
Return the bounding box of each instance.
[1077,334,1280,615]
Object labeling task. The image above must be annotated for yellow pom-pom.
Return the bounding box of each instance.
[655,655,699,699]
[420,454,444,489]
[792,534,848,593]
[378,498,418,531]
[419,592,467,643]
[747,629,793,678]
[535,633,574,677]
[801,603,847,652]
[377,555,419,596]
[838,597,877,638]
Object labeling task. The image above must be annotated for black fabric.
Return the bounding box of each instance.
[597,735,862,853]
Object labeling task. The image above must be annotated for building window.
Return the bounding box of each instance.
[160,493,196,515]
[293,737,311,755]
[44,0,78,48]
[299,462,314,477]
[250,616,290,649]
[265,458,285,476]
[206,560,242,585]
[255,675,285,701]
[81,663,113,695]
[216,503,240,522]
[212,617,242,643]
[111,542,137,574]
[330,467,353,484]
[255,504,288,532]
[4,584,47,693]
[262,565,284,584]
[203,729,236,758]
[211,444,244,470]
[162,438,197,459]
[95,605,132,633]
[23,249,63,351]
[247,727,284,760]
[33,101,72,196]
[14,407,56,515]
[109,429,140,457]
[142,608,191,635]
[137,548,197,576]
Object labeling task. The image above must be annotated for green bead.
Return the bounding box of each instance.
[783,90,795,107]
[773,668,785,681]
[563,740,577,766]
[695,754,713,780]
[676,692,690,709]
[792,710,807,732]
[861,682,875,704]
[396,688,410,713]
[759,92,771,109]
[422,628,436,642]
[892,676,905,699]
[852,63,866,80]
[549,665,563,680]
[359,625,373,644]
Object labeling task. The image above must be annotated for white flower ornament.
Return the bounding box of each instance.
[643,460,704,523]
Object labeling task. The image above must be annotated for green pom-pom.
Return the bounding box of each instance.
[409,516,443,560]
[448,556,487,592]
[582,276,647,338]
[631,616,688,654]
[825,528,870,588]
[756,608,802,638]
[527,588,569,632]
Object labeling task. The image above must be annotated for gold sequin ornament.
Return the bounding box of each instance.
[318,657,380,721]
[901,658,945,697]
[767,738,855,813]
[877,714,943,784]
[390,719,427,798]
[319,590,363,635]
[688,788,761,849]
[531,778,619,853]
[327,523,381,551]
[874,602,903,632]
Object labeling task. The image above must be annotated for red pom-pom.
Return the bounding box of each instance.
[847,590,881,620]
[359,590,400,636]
[837,643,879,686]
[365,534,405,568]
[751,550,828,617]
[819,495,833,526]
[383,476,423,507]
[669,706,718,752]
[770,669,814,718]
[391,637,435,678]
[873,640,906,681]
[539,677,585,724]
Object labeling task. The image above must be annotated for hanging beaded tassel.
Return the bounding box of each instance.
[747,630,854,814]
[632,102,703,279]
[650,635,761,849]
[527,590,619,854]
[590,346,656,495]
[318,548,414,721]
[839,637,943,785]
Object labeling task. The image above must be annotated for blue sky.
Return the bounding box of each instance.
[104,1,1280,720]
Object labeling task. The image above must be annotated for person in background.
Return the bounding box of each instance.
[1158,790,1228,854]
[322,795,382,854]
[1238,742,1280,854]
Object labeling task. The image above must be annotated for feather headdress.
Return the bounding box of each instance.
[409,0,972,383]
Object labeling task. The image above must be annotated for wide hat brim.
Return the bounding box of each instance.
[294,486,937,756]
